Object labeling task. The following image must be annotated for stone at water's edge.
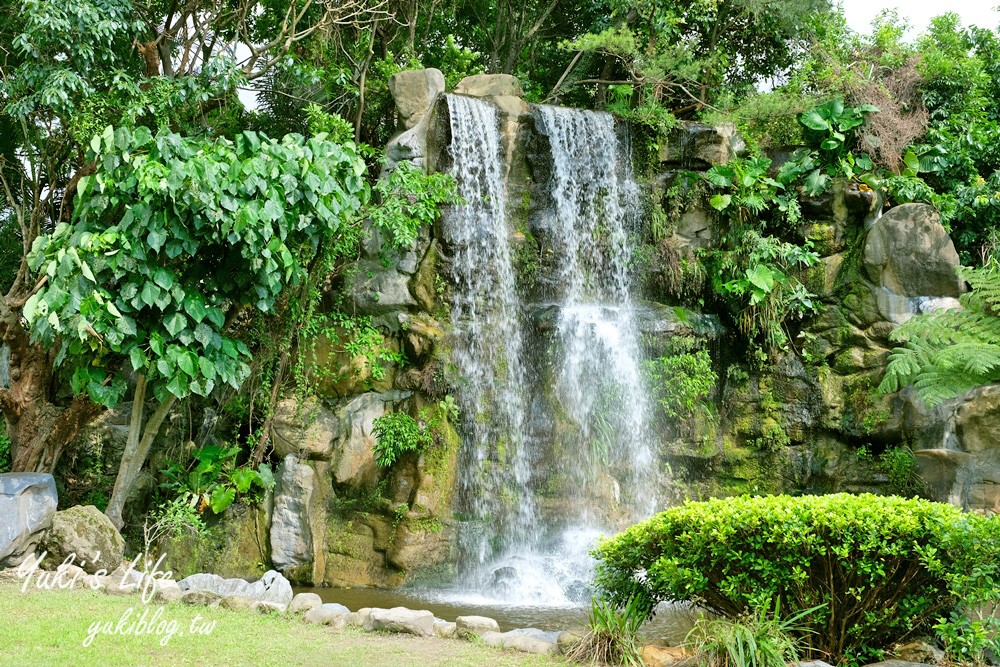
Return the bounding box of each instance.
[479,629,559,655]
[41,504,124,574]
[455,615,500,638]
[556,628,586,654]
[176,570,293,606]
[288,592,323,614]
[0,473,57,568]
[639,644,692,667]
[863,662,938,667]
[433,620,457,638]
[367,607,437,637]
[304,604,349,627]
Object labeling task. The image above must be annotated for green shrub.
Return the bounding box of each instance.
[371,412,432,468]
[593,493,1000,664]
[686,600,816,667]
[566,596,645,667]
[644,348,717,421]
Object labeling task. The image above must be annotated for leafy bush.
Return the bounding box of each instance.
[593,493,1000,664]
[566,596,645,667]
[644,348,717,421]
[371,412,432,468]
[142,494,208,555]
[161,445,275,515]
[686,600,816,667]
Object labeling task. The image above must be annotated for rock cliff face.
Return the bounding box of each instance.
[146,69,995,588]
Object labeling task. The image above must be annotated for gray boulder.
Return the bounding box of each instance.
[388,68,445,129]
[220,595,256,611]
[182,590,222,606]
[270,454,315,572]
[0,473,57,567]
[864,204,963,298]
[456,615,499,638]
[367,606,435,637]
[479,628,560,655]
[304,603,351,626]
[176,569,293,606]
[433,620,457,638]
[41,504,124,573]
[269,398,339,460]
[454,74,523,98]
[288,592,323,614]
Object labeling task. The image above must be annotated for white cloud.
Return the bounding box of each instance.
[838,0,999,36]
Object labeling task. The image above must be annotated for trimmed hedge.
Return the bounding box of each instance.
[593,493,1000,663]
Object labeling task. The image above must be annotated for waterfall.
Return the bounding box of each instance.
[441,96,658,605]
[445,94,538,566]
[538,105,657,525]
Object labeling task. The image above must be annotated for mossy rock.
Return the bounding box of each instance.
[160,503,269,580]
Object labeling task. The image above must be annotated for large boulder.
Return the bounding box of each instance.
[0,473,57,567]
[176,570,293,606]
[269,398,339,459]
[864,204,963,298]
[270,454,316,573]
[330,391,411,488]
[388,68,445,130]
[454,74,523,98]
[41,504,124,573]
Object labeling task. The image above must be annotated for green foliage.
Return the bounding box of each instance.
[795,99,878,193]
[875,446,921,495]
[644,348,716,421]
[142,494,208,554]
[879,264,1000,404]
[593,493,1000,664]
[161,445,274,515]
[0,427,10,474]
[370,162,461,250]
[685,600,816,667]
[371,398,458,469]
[23,126,368,408]
[3,0,144,118]
[706,226,819,350]
[566,596,646,667]
[934,612,1000,666]
[559,0,832,113]
[371,412,433,468]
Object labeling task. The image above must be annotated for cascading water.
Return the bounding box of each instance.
[440,96,659,606]
[538,105,657,526]
[444,94,538,567]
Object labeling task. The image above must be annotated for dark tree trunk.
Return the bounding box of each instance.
[0,295,102,473]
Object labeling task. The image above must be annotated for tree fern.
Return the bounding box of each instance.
[880,265,1000,404]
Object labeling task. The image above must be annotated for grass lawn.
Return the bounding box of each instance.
[0,579,566,667]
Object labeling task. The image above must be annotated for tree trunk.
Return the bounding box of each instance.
[106,391,176,530]
[0,307,102,473]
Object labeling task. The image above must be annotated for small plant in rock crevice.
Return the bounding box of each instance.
[372,397,459,469]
